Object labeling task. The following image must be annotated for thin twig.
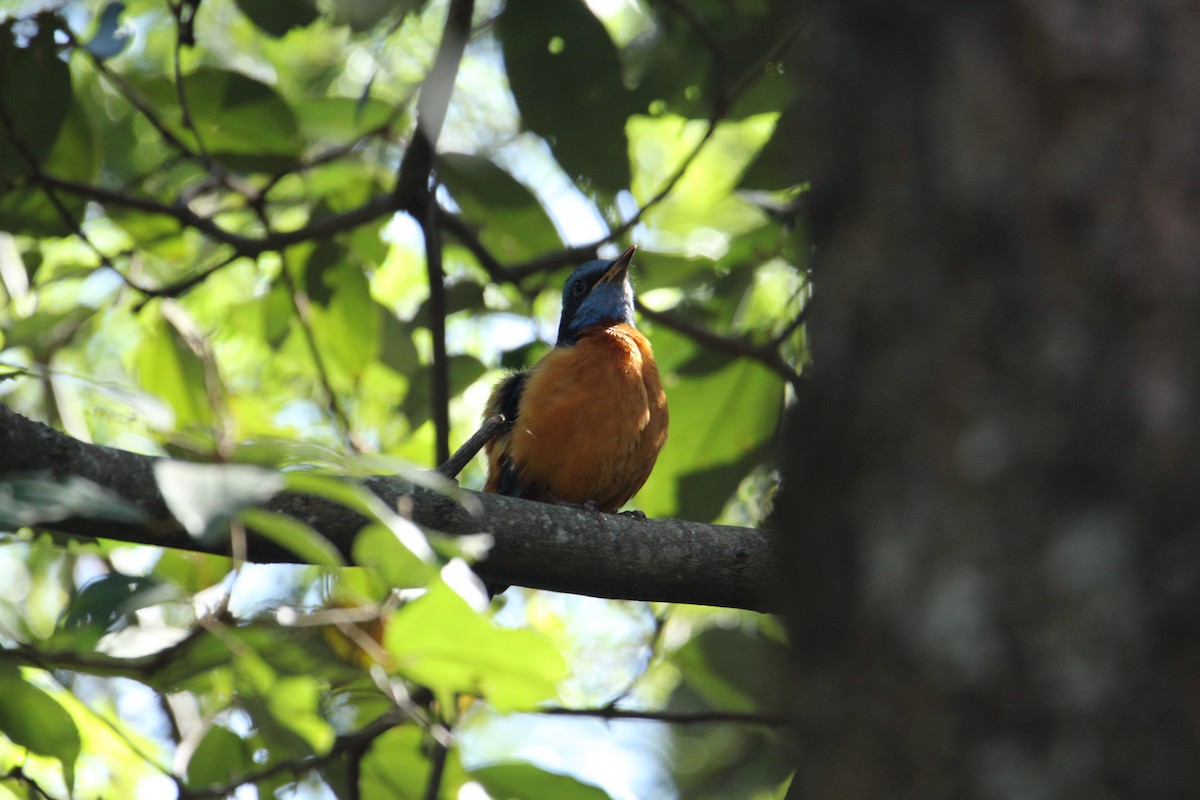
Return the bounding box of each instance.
[170,3,211,168]
[0,99,125,289]
[2,768,56,800]
[422,200,452,466]
[497,120,721,284]
[441,105,722,286]
[726,16,807,106]
[444,16,806,286]
[438,413,506,479]
[158,298,234,458]
[602,604,670,708]
[770,305,809,349]
[656,0,730,106]
[421,732,450,800]
[180,712,401,800]
[34,173,399,259]
[60,23,199,162]
[277,262,360,452]
[128,251,242,310]
[636,300,803,390]
[539,706,791,727]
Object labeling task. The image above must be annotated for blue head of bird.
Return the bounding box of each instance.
[556,246,637,346]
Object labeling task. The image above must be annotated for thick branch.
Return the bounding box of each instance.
[0,406,774,612]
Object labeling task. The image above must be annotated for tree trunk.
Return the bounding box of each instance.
[775,1,1200,796]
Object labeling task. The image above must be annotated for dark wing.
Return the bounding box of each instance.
[490,370,527,424]
[484,371,533,497]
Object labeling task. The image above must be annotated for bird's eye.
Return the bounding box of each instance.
[571,279,587,296]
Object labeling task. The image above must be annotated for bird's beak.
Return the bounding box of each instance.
[601,245,636,284]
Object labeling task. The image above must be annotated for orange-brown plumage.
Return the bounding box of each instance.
[483,247,668,512]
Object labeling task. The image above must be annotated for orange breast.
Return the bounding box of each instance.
[495,323,668,512]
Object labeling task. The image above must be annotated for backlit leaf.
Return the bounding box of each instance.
[0,474,145,529]
[473,762,613,800]
[635,327,784,520]
[241,507,345,567]
[0,664,81,789]
[235,0,319,37]
[0,15,70,178]
[186,725,251,788]
[500,0,633,192]
[155,461,285,539]
[384,580,566,712]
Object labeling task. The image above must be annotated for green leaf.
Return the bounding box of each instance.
[186,67,302,159]
[134,67,302,168]
[58,573,173,641]
[400,354,486,429]
[0,98,98,236]
[499,340,543,370]
[359,726,467,799]
[635,328,783,520]
[263,277,294,347]
[358,726,433,797]
[379,304,420,374]
[742,102,805,190]
[383,580,567,712]
[0,474,146,529]
[439,153,541,212]
[499,0,633,192]
[309,260,378,385]
[240,507,345,567]
[154,461,285,540]
[3,307,96,362]
[264,675,335,753]
[294,96,397,141]
[0,15,71,179]
[0,664,81,789]
[284,472,436,563]
[135,314,212,430]
[439,153,564,261]
[411,281,486,329]
[352,522,438,588]
[629,113,776,241]
[671,627,790,713]
[186,725,252,788]
[328,0,423,32]
[472,763,613,800]
[234,0,319,38]
[152,549,233,595]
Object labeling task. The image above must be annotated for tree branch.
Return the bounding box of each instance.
[421,200,451,466]
[539,706,790,727]
[31,175,399,259]
[0,406,775,612]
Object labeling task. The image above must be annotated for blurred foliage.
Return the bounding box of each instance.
[0,0,805,796]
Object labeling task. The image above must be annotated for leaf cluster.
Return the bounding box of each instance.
[0,0,805,796]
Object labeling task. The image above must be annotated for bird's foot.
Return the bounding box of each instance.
[553,498,610,524]
[619,509,648,521]
[580,499,609,525]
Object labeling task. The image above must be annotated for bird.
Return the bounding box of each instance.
[483,245,668,513]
